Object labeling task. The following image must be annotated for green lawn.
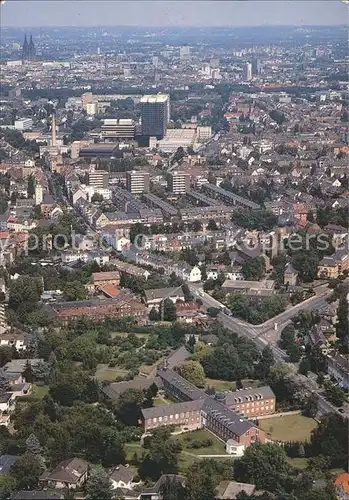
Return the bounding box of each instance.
[205,378,261,392]
[179,429,227,456]
[153,397,171,407]
[95,364,128,381]
[288,457,308,469]
[261,414,318,442]
[125,442,143,461]
[31,385,49,398]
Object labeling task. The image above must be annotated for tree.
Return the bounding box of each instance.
[62,280,88,301]
[255,346,275,380]
[304,394,318,418]
[23,360,34,383]
[0,474,16,500]
[324,383,345,407]
[8,275,43,323]
[206,219,218,231]
[0,370,10,395]
[161,298,177,322]
[11,452,42,490]
[114,388,144,427]
[175,361,206,388]
[234,443,290,492]
[85,466,113,500]
[298,357,311,375]
[206,307,220,318]
[185,459,230,500]
[160,476,186,500]
[310,414,347,468]
[242,257,266,281]
[139,427,182,481]
[149,307,160,321]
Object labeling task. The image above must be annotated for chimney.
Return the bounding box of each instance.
[51,113,57,147]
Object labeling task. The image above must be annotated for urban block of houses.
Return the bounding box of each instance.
[123,248,202,283]
[44,293,148,325]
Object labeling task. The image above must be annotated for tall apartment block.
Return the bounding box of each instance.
[88,170,109,189]
[126,171,150,194]
[167,171,190,195]
[141,94,170,139]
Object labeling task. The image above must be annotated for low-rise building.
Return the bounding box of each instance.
[44,294,148,325]
[327,354,349,389]
[39,458,88,490]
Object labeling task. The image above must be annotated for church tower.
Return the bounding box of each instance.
[22,34,29,62]
[28,34,36,61]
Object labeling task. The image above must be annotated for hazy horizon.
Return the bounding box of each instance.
[1,1,348,28]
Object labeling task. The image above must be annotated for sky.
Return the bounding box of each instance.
[1,1,348,28]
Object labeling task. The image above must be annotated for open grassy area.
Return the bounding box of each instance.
[110,332,150,339]
[178,429,227,456]
[95,364,128,381]
[31,385,49,398]
[205,378,261,392]
[287,457,309,469]
[261,414,318,442]
[153,397,171,407]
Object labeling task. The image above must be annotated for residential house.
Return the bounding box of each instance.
[140,474,186,500]
[87,271,121,292]
[309,327,330,355]
[317,245,349,279]
[109,465,135,490]
[216,480,260,499]
[0,333,27,351]
[334,473,349,500]
[0,455,19,474]
[39,458,88,490]
[326,354,349,389]
[0,393,16,426]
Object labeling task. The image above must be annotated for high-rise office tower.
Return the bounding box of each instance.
[167,171,190,195]
[126,171,150,194]
[140,94,170,139]
[180,46,191,60]
[251,58,261,75]
[244,62,253,82]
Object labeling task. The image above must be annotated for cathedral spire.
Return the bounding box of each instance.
[22,33,29,62]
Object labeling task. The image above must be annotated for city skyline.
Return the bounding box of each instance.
[1,1,348,27]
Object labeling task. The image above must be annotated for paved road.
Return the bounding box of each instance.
[188,284,344,418]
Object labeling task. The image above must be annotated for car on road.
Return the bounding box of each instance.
[222,307,233,316]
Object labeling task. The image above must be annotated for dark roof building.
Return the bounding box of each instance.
[0,455,19,474]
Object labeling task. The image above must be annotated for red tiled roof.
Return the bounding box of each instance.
[334,473,349,493]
